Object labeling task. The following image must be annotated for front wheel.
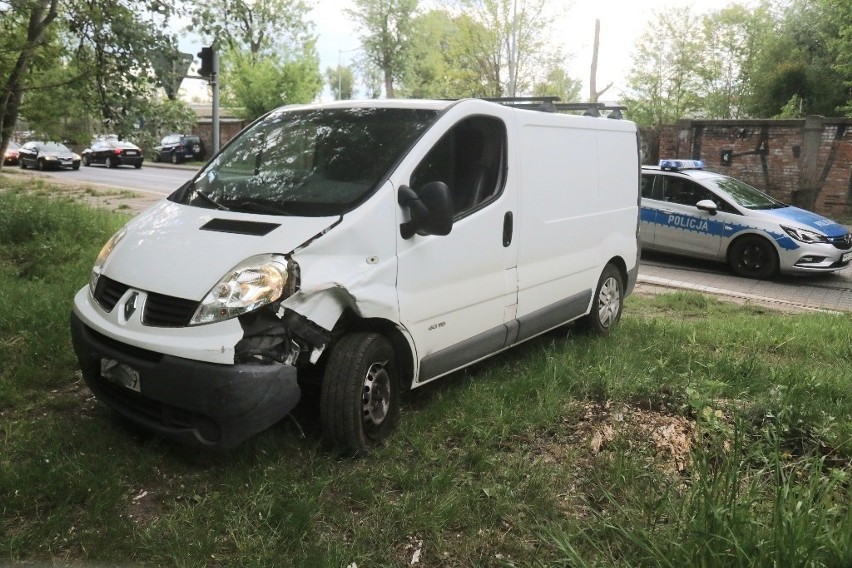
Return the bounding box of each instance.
[581,264,624,336]
[171,152,179,164]
[728,236,778,279]
[105,156,115,168]
[320,332,400,454]
[82,155,91,166]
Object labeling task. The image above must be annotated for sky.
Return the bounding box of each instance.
[181,0,749,103]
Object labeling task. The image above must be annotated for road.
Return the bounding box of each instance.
[19,164,852,312]
[24,161,197,195]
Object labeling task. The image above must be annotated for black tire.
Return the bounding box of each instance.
[72,164,79,170]
[19,159,26,170]
[728,235,778,279]
[170,152,179,164]
[581,264,624,336]
[82,155,91,166]
[134,163,142,169]
[105,156,115,168]
[37,159,44,171]
[320,332,400,454]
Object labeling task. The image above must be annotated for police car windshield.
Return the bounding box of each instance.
[706,176,784,210]
[184,107,438,216]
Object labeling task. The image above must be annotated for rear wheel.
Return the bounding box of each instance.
[82,155,91,166]
[320,332,400,454]
[171,152,179,164]
[728,236,778,279]
[581,264,624,336]
[37,159,44,171]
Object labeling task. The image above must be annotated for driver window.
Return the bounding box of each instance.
[410,116,506,218]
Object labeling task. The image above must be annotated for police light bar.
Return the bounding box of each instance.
[659,159,704,171]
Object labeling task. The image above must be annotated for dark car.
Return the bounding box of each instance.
[82,140,144,169]
[19,141,81,170]
[3,141,20,166]
[154,134,204,164]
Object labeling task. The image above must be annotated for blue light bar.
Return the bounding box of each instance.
[659,159,704,171]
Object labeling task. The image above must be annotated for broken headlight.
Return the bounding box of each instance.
[190,254,298,326]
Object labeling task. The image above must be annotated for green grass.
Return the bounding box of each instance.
[1,181,850,566]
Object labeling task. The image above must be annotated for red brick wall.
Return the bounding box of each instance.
[650,117,852,218]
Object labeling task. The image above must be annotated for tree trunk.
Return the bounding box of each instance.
[589,19,612,103]
[0,0,60,170]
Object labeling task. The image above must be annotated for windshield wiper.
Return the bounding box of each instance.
[222,197,293,216]
[192,189,230,211]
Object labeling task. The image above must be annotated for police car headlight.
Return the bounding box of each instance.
[190,254,298,326]
[89,227,127,295]
[782,226,828,244]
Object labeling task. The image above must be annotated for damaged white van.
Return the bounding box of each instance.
[70,98,640,452]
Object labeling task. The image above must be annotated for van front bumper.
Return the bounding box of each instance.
[70,312,300,449]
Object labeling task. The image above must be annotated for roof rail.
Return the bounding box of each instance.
[482,97,627,119]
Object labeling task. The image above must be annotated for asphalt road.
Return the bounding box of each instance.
[22,160,197,195]
[17,164,852,312]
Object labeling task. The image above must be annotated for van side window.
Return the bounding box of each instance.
[411,116,506,218]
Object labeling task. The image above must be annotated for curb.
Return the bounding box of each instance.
[636,275,839,314]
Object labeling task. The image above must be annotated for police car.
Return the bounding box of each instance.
[640,159,852,278]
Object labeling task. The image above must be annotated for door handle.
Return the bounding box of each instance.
[503,212,513,247]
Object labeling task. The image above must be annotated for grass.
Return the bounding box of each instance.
[1,179,850,567]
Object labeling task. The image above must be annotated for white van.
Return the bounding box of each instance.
[70,99,640,452]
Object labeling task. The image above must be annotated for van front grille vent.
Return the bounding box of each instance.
[93,276,198,327]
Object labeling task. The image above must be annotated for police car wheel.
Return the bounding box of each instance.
[581,264,623,336]
[320,332,400,455]
[729,236,777,279]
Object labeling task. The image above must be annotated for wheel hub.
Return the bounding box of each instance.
[597,277,620,328]
[362,360,390,427]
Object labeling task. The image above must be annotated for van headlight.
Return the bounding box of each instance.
[89,227,127,295]
[782,225,828,244]
[190,255,298,326]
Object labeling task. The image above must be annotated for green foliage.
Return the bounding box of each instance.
[347,0,419,98]
[623,7,705,126]
[325,65,356,100]
[222,49,322,120]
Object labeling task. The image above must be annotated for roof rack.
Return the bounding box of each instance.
[482,97,627,119]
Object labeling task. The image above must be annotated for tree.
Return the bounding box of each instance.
[347,0,419,98]
[0,0,181,168]
[187,0,322,117]
[698,3,774,119]
[459,0,564,97]
[325,65,356,100]
[532,67,581,103]
[622,8,704,126]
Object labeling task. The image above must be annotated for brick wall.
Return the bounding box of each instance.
[649,116,852,218]
[193,119,248,157]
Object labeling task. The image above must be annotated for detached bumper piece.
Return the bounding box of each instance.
[70,312,300,449]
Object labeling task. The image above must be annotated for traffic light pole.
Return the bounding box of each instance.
[197,45,220,154]
[211,49,220,154]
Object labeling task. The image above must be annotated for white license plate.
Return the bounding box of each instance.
[843,252,852,263]
[126,151,137,156]
[100,358,141,392]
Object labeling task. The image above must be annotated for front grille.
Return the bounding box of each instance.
[829,233,852,250]
[143,292,198,327]
[94,276,129,311]
[93,275,198,327]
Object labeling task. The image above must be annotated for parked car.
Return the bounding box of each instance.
[154,134,204,164]
[82,140,144,169]
[640,159,852,278]
[18,141,81,171]
[70,98,641,452]
[3,141,20,166]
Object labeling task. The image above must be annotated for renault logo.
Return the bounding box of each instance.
[123,292,139,320]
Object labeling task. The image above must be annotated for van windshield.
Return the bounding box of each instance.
[180,107,439,216]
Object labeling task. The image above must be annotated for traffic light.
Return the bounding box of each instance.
[197,46,214,78]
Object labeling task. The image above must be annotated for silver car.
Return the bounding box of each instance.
[640,160,852,278]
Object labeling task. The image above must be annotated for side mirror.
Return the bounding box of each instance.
[696,199,718,215]
[398,182,453,239]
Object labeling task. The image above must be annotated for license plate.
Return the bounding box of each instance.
[843,252,852,263]
[126,151,137,156]
[100,358,141,392]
